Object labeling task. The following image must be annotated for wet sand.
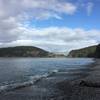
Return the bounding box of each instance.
[0,59,99,100]
[57,59,100,100]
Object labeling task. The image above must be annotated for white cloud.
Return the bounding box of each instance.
[0,0,99,52]
[0,24,99,52]
[0,0,77,20]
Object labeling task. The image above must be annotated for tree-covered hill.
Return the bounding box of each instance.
[0,46,49,57]
[68,45,99,58]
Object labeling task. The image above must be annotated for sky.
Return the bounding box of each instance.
[0,0,100,53]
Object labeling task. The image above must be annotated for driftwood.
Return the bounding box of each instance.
[79,80,100,88]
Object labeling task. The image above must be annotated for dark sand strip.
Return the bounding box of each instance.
[57,59,100,100]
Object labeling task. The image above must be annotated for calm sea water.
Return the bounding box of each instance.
[0,58,93,87]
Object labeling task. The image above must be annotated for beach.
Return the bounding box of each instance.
[57,59,100,100]
[0,58,99,100]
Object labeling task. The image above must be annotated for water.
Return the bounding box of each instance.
[0,58,94,93]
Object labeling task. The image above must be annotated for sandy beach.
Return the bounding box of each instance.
[0,59,100,100]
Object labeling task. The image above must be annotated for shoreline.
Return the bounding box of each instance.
[0,58,98,100]
[57,59,100,100]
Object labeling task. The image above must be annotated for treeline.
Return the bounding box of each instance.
[68,44,100,58]
[0,46,49,57]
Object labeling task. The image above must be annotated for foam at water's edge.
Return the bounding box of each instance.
[0,74,48,93]
[0,81,33,93]
[0,69,66,93]
[0,70,55,92]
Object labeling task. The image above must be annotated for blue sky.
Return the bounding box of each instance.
[0,0,100,52]
[28,0,100,29]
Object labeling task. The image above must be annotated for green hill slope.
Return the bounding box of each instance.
[68,45,97,58]
[0,46,49,57]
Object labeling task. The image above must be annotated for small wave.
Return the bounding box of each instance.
[47,69,69,77]
[0,69,68,93]
[0,81,34,93]
[0,74,49,93]
[48,69,59,74]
